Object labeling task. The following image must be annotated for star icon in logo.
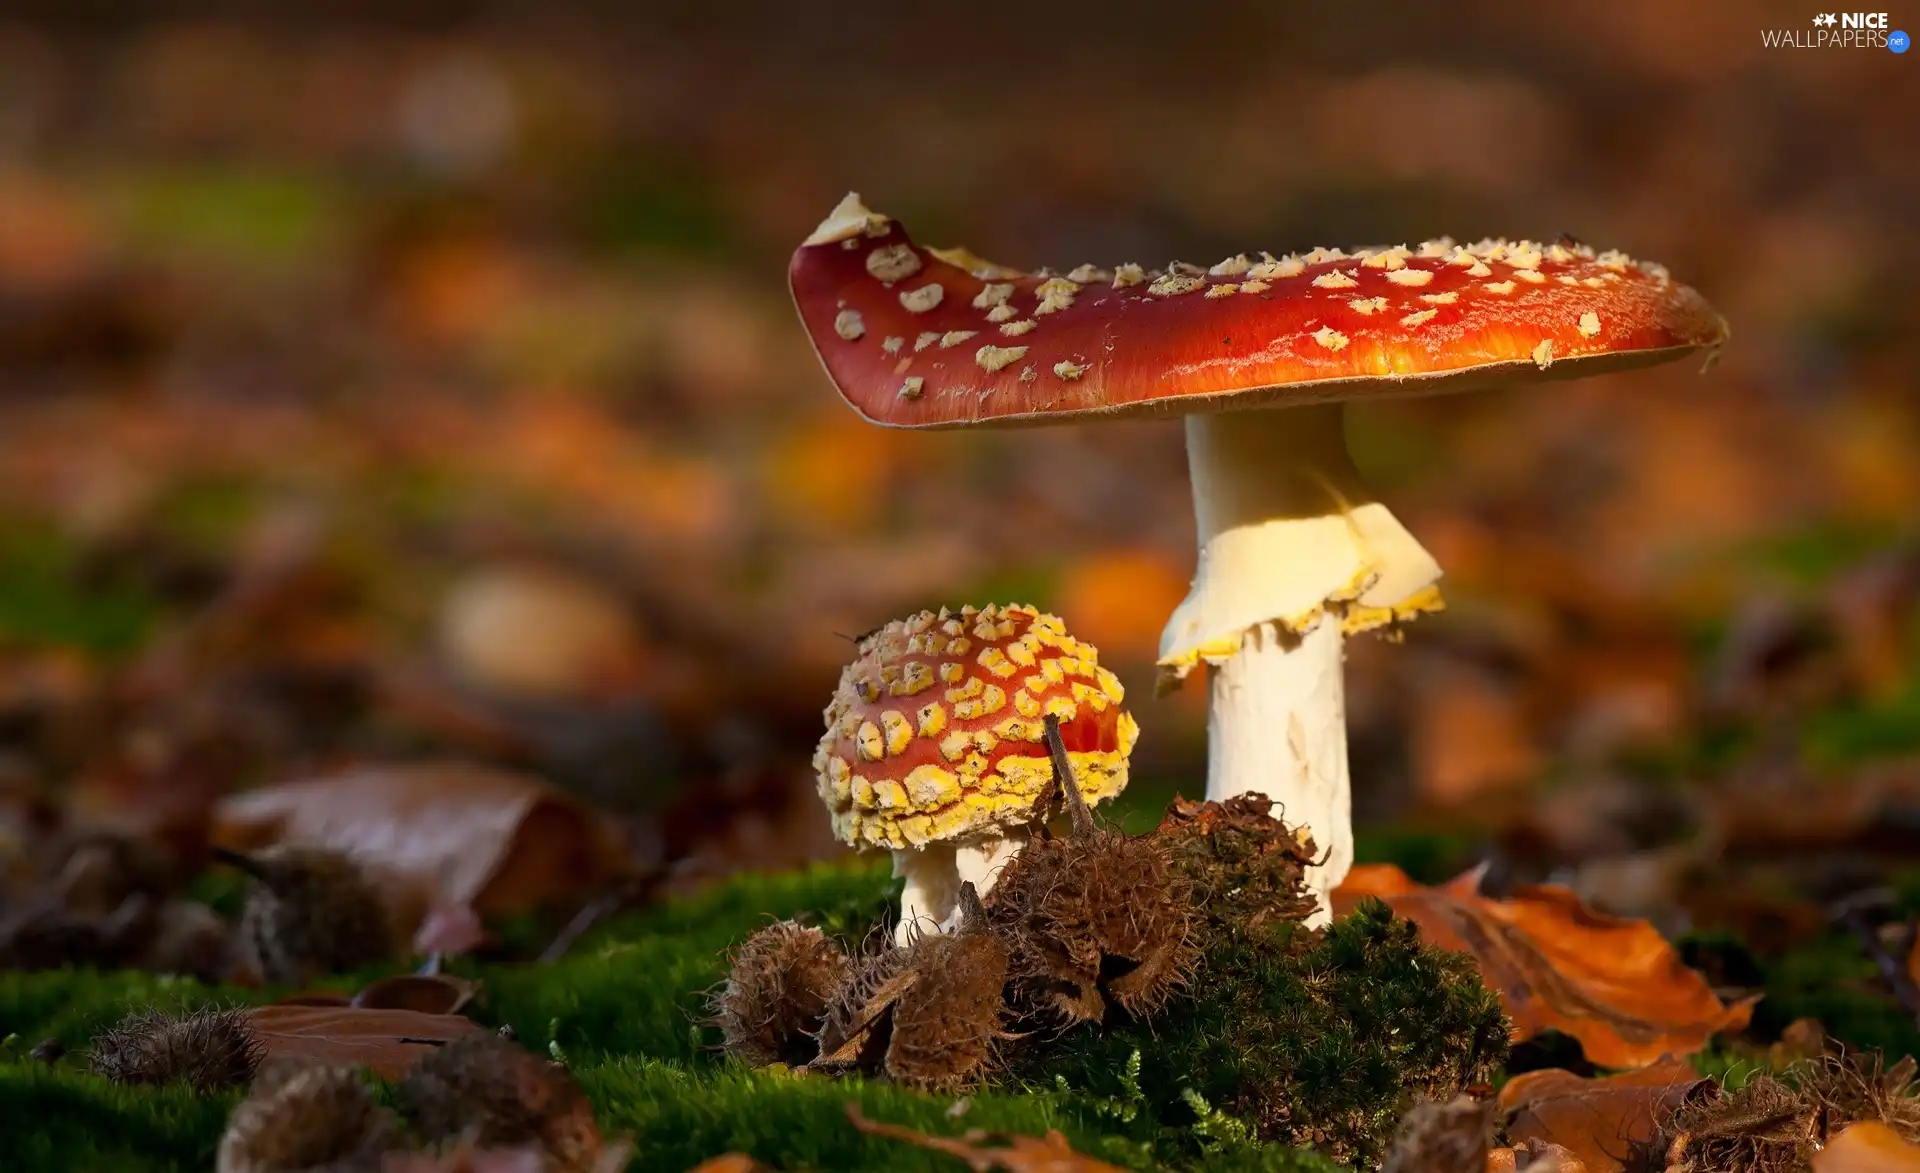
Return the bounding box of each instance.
[1813,12,1838,25]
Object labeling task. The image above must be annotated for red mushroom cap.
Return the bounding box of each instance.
[791,193,1729,428]
[814,604,1138,850]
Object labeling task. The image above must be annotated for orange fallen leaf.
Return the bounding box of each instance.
[1334,864,1756,1068]
[1813,1121,1920,1172]
[846,1103,1129,1172]
[1804,1121,1920,1167]
[1516,1142,1590,1172]
[212,762,630,937]
[1499,1058,1710,1173]
[245,1004,483,1079]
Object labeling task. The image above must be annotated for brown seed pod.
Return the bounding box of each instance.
[1157,792,1317,937]
[396,1032,605,1173]
[711,920,851,1068]
[812,937,919,1073]
[813,884,1009,1091]
[87,1006,264,1092]
[218,846,395,986]
[987,718,1196,1027]
[883,888,1010,1091]
[217,1061,397,1173]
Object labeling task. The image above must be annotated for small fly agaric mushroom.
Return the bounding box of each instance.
[814,604,1137,943]
[792,194,1729,924]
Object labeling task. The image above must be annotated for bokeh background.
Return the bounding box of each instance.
[1,1,1915,908]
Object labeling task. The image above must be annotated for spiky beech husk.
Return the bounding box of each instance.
[1659,1052,1920,1173]
[986,719,1196,1027]
[217,1061,397,1173]
[711,920,851,1068]
[884,908,1010,1091]
[1157,793,1317,938]
[813,939,917,1074]
[813,884,1009,1091]
[222,846,395,986]
[396,1032,604,1173]
[88,1006,264,1092]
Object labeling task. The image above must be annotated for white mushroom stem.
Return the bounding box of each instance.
[1160,403,1443,926]
[1208,618,1349,925]
[890,827,1027,945]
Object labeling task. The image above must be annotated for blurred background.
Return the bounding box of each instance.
[0,0,1915,913]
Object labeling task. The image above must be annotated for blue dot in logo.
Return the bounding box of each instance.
[1892,29,1912,52]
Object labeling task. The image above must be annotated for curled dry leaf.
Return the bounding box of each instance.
[1812,1121,1920,1172]
[1500,1057,1710,1173]
[845,1103,1131,1172]
[212,762,630,941]
[1334,864,1756,1067]
[244,1003,483,1079]
[352,972,481,1016]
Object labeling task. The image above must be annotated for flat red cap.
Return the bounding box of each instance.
[791,194,1729,429]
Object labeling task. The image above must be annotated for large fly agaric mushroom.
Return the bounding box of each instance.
[814,604,1137,943]
[792,194,1728,924]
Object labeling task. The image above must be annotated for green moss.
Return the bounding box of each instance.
[0,969,253,1054]
[1733,523,1910,588]
[0,521,163,656]
[474,862,897,1065]
[1014,900,1509,1169]
[1801,676,1920,767]
[0,1063,235,1172]
[1751,927,1920,1061]
[1351,828,1484,885]
[0,863,1492,1170]
[105,166,345,271]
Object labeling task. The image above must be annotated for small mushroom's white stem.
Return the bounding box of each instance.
[892,843,956,945]
[1161,404,1443,927]
[890,827,1028,945]
[1208,618,1349,926]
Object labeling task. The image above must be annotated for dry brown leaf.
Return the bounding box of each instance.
[1515,1142,1591,1172]
[1334,864,1756,1067]
[845,1103,1129,1172]
[1500,1058,1709,1173]
[212,762,629,936]
[265,972,481,1023]
[246,1003,483,1079]
[352,973,480,1016]
[1813,1121,1920,1172]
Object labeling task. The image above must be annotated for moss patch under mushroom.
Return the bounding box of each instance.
[13,849,1920,1171]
